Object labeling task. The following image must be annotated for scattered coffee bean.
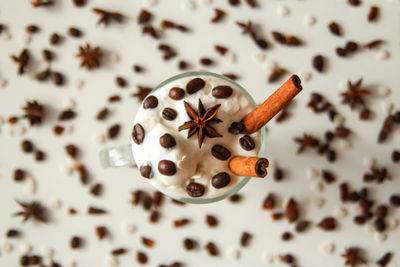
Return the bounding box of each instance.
[186,182,205,197]
[374,218,386,232]
[280,254,296,264]
[200,57,214,66]
[115,76,127,88]
[6,229,21,238]
[73,0,86,7]
[211,172,231,188]
[178,60,189,70]
[138,9,152,24]
[392,150,400,163]
[322,170,336,183]
[186,78,205,94]
[173,218,190,227]
[317,217,337,230]
[239,135,255,151]
[143,95,158,109]
[285,198,298,223]
[149,210,160,223]
[136,251,148,264]
[28,255,41,265]
[90,183,103,196]
[70,236,82,249]
[58,109,76,120]
[312,55,325,72]
[262,193,275,210]
[183,238,197,250]
[353,215,366,225]
[50,33,62,45]
[228,121,244,134]
[112,248,127,256]
[240,232,252,247]
[211,8,226,23]
[34,150,45,161]
[68,27,82,38]
[205,215,218,227]
[158,160,176,176]
[376,205,388,218]
[108,124,120,139]
[328,21,342,36]
[42,49,53,61]
[205,242,219,256]
[52,72,64,86]
[88,206,107,214]
[13,169,26,182]
[377,252,393,267]
[345,41,358,52]
[162,108,177,121]
[169,87,185,100]
[212,85,233,99]
[348,0,361,6]
[132,123,145,144]
[229,193,242,203]
[274,167,284,181]
[281,232,293,241]
[95,225,108,240]
[159,133,176,149]
[26,24,40,34]
[141,237,155,248]
[211,144,231,161]
[65,144,79,159]
[295,220,310,233]
[96,107,109,120]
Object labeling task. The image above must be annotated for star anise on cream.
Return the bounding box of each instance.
[22,100,45,126]
[92,8,124,26]
[178,99,222,148]
[10,49,30,75]
[13,200,49,223]
[76,44,102,70]
[340,78,371,109]
[341,247,366,266]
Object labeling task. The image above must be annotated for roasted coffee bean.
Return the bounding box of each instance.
[345,41,358,52]
[20,255,29,266]
[42,49,53,61]
[115,76,127,87]
[376,205,388,218]
[52,72,64,86]
[70,236,82,249]
[68,27,82,38]
[295,220,310,233]
[50,33,61,45]
[132,123,145,144]
[374,218,386,232]
[211,172,231,188]
[65,144,79,159]
[186,182,205,197]
[312,55,324,72]
[13,169,26,181]
[169,87,185,100]
[281,232,293,241]
[205,242,219,256]
[136,251,148,264]
[160,133,176,148]
[377,252,393,267]
[317,217,337,230]
[240,232,252,247]
[205,215,218,227]
[90,183,103,196]
[26,25,40,33]
[212,85,233,99]
[228,121,244,134]
[143,95,158,109]
[28,255,41,265]
[211,145,231,160]
[158,160,176,176]
[186,78,205,94]
[6,229,21,238]
[140,164,153,178]
[34,150,45,161]
[392,150,400,163]
[183,238,197,250]
[108,124,120,139]
[162,108,177,121]
[239,135,255,151]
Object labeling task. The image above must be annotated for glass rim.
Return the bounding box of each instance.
[136,71,266,204]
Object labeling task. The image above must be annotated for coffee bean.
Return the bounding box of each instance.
[183,238,197,250]
[212,85,233,99]
[13,169,26,182]
[211,172,231,188]
[169,87,185,100]
[68,27,82,38]
[389,194,400,206]
[50,33,61,45]
[205,242,219,256]
[240,232,252,247]
[160,133,176,148]
[34,150,45,161]
[376,205,388,218]
[211,145,231,161]
[158,160,176,176]
[295,220,310,233]
[108,124,120,139]
[143,95,158,109]
[140,164,153,178]
[70,236,82,249]
[52,72,64,86]
[374,218,386,232]
[239,135,255,151]
[132,123,145,144]
[312,55,324,72]
[65,144,79,159]
[228,121,244,134]
[186,78,205,94]
[162,108,177,121]
[186,182,205,197]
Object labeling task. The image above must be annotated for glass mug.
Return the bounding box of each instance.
[100,71,266,204]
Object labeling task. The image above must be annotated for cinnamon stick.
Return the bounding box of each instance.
[229,156,269,178]
[242,75,302,134]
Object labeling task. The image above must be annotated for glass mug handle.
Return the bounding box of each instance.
[99,144,136,168]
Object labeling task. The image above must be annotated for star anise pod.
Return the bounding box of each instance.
[340,78,371,109]
[294,133,320,153]
[22,100,45,126]
[341,247,366,266]
[76,44,102,70]
[92,8,124,26]
[236,21,256,38]
[10,49,30,75]
[178,99,222,148]
[31,0,53,7]
[13,199,49,223]
[132,86,152,101]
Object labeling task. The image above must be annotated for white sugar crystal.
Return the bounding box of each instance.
[106,255,119,267]
[310,181,324,193]
[362,156,375,169]
[374,232,387,243]
[143,0,158,7]
[74,79,84,89]
[224,51,237,63]
[0,78,7,88]
[276,5,290,16]
[50,199,62,210]
[337,80,348,91]
[63,260,77,267]
[122,223,137,234]
[306,167,319,181]
[333,114,345,126]
[261,251,275,264]
[387,218,398,231]
[42,257,53,266]
[303,15,316,27]
[60,163,74,176]
[181,0,196,10]
[13,124,26,136]
[333,206,347,219]
[200,0,213,4]
[93,133,106,144]
[365,222,375,234]
[4,124,14,136]
[19,33,32,45]
[24,177,37,195]
[380,101,394,114]
[263,60,276,73]
[252,52,267,64]
[40,246,54,258]
[19,242,32,254]
[319,241,335,255]
[313,197,325,208]
[377,85,391,97]
[109,52,120,63]
[298,71,312,82]
[63,98,76,110]
[2,31,11,41]
[376,49,390,60]
[226,247,241,260]
[338,139,352,150]
[2,242,13,253]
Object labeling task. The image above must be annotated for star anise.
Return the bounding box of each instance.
[10,49,30,75]
[76,44,102,70]
[31,0,53,7]
[13,199,49,223]
[340,78,371,109]
[22,100,45,126]
[236,21,256,38]
[132,86,152,101]
[341,247,366,266]
[92,8,124,26]
[178,99,222,148]
[294,133,320,153]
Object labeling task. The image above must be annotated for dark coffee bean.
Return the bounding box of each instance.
[376,205,388,218]
[162,108,177,121]
[348,191,360,202]
[186,78,205,94]
[68,27,82,38]
[374,218,386,232]
[368,6,379,22]
[70,236,82,249]
[158,160,176,176]
[36,69,51,81]
[229,0,241,6]
[159,133,176,149]
[228,121,244,134]
[21,140,34,153]
[42,49,53,61]
[281,232,293,241]
[143,95,158,109]
[212,85,233,99]
[28,255,41,265]
[73,0,86,7]
[393,111,400,123]
[149,210,160,223]
[205,215,218,227]
[262,193,275,210]
[205,242,219,256]
[240,232,252,247]
[229,194,242,203]
[359,108,370,120]
[200,58,214,66]
[211,145,231,160]
[336,47,347,57]
[6,229,21,238]
[95,226,107,240]
[34,150,45,161]
[169,87,185,100]
[178,60,189,70]
[322,170,335,183]
[295,220,310,233]
[328,21,341,36]
[26,24,40,33]
[389,194,400,207]
[90,183,103,196]
[377,252,393,267]
[348,0,360,6]
[136,251,148,264]
[326,149,336,162]
[138,9,153,24]
[52,72,64,86]
[274,168,284,181]
[115,76,127,88]
[239,135,255,151]
[50,33,61,45]
[354,215,366,225]
[312,55,324,72]
[20,255,30,266]
[392,150,400,163]
[96,107,109,120]
[108,124,120,139]
[280,254,295,264]
[345,41,359,52]
[132,123,145,144]
[211,172,231,188]
[183,238,197,250]
[59,110,76,121]
[317,217,337,230]
[65,144,79,159]
[13,169,26,182]
[186,182,205,197]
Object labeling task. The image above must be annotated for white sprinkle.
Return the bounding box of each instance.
[261,251,275,264]
[42,257,53,266]
[121,223,137,234]
[298,71,312,82]
[226,247,241,261]
[24,176,37,195]
[387,218,398,231]
[276,5,290,16]
[338,139,352,150]
[224,51,237,64]
[20,33,32,45]
[93,133,106,144]
[303,15,316,27]
[200,0,213,5]
[40,246,54,258]
[362,156,376,169]
[337,80,348,91]
[365,222,375,234]
[19,242,32,254]
[333,114,345,126]
[50,199,63,210]
[13,124,26,136]
[263,60,276,73]
[105,255,119,267]
[306,167,319,181]
[376,49,390,60]
[312,197,325,208]
[377,85,391,97]
[310,181,324,193]
[74,79,84,89]
[2,30,12,41]
[380,101,394,114]
[63,259,77,267]
[143,0,158,7]
[319,241,335,255]
[333,206,347,219]
[252,52,267,64]
[181,0,197,10]
[60,163,75,176]
[4,124,14,136]
[374,232,387,242]
[0,78,7,88]
[108,52,120,63]
[66,125,74,134]
[2,242,13,253]
[63,98,76,110]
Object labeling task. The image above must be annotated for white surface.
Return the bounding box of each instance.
[0,0,399,266]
